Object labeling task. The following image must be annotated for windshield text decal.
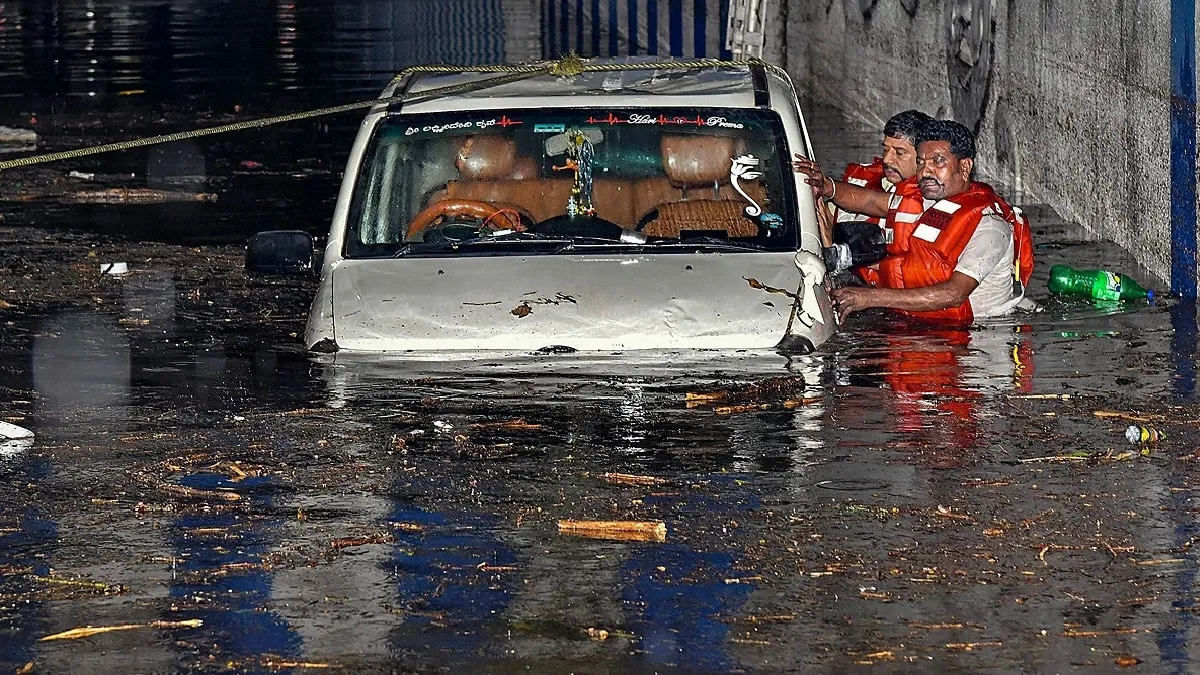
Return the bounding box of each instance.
[583,113,745,129]
[406,115,523,136]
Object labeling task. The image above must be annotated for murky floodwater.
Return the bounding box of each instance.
[1,3,1199,673]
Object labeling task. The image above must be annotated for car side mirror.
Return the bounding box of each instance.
[246,230,315,277]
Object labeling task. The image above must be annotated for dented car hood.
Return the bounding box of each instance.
[305,252,834,352]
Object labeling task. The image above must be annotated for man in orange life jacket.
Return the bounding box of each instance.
[795,119,1034,324]
[834,109,933,228]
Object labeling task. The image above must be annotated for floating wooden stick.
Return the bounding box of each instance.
[40,619,202,642]
[156,483,241,502]
[30,575,122,594]
[557,520,666,542]
[468,418,543,430]
[714,397,822,415]
[261,660,337,669]
[686,375,806,406]
[1006,392,1103,400]
[330,532,394,551]
[1094,410,1157,423]
[65,188,218,204]
[600,472,670,487]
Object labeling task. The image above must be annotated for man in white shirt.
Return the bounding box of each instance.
[794,120,1033,323]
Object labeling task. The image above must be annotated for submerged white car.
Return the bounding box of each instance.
[248,58,835,353]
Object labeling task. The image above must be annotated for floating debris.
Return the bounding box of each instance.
[468,418,543,430]
[154,482,241,502]
[0,126,37,152]
[0,421,33,440]
[557,519,666,542]
[599,472,670,487]
[1,188,218,205]
[1094,410,1158,423]
[1005,392,1103,400]
[686,375,806,406]
[1125,425,1165,444]
[39,619,203,642]
[714,396,821,415]
[0,421,33,459]
[330,532,394,551]
[30,575,125,595]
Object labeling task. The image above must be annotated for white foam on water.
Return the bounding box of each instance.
[0,422,33,459]
[0,421,34,440]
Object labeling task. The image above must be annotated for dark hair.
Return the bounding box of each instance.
[917,119,976,160]
[882,109,933,147]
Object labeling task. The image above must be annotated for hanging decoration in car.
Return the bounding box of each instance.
[552,129,596,217]
[729,154,763,217]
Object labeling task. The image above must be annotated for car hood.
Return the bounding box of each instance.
[306,251,834,352]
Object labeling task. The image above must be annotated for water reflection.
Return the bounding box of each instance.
[1171,302,1198,403]
[385,500,517,662]
[623,478,759,671]
[0,484,56,672]
[166,472,301,670]
[0,0,521,110]
[623,546,752,670]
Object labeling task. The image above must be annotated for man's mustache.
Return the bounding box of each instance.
[919,178,942,186]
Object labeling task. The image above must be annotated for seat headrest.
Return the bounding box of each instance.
[661,135,741,187]
[456,136,517,180]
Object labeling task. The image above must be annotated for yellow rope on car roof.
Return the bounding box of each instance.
[388,53,782,83]
[0,54,776,173]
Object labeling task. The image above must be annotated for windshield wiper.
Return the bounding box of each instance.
[653,236,767,252]
[391,232,630,257]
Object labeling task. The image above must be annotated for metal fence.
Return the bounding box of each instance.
[541,0,735,60]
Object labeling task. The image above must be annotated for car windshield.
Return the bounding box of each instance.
[344,107,798,257]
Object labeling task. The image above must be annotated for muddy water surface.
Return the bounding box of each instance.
[1,3,1199,673]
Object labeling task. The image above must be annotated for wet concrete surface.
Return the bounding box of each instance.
[1,3,1198,674]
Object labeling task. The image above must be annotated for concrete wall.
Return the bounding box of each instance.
[782,0,1184,286]
[503,0,543,61]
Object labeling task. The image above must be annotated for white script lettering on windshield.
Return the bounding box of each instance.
[406,116,523,136]
[609,113,746,128]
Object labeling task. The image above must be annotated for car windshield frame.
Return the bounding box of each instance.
[343,106,799,259]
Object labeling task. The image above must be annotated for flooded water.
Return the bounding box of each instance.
[1,3,1198,673]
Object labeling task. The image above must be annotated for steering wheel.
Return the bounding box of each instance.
[407,199,532,240]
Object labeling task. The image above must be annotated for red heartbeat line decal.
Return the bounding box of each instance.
[497,115,522,127]
[582,113,711,126]
[586,112,625,125]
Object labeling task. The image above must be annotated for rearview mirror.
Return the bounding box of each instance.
[544,128,604,156]
[246,230,315,277]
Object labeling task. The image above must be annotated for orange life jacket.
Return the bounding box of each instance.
[874,181,1033,324]
[995,201,1035,291]
[838,159,888,226]
[885,177,924,255]
[855,176,921,288]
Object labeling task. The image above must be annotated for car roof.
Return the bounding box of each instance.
[384,57,779,114]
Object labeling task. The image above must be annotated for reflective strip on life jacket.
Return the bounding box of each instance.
[884,177,925,255]
[838,159,887,227]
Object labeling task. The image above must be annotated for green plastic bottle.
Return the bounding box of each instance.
[1047,264,1154,301]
